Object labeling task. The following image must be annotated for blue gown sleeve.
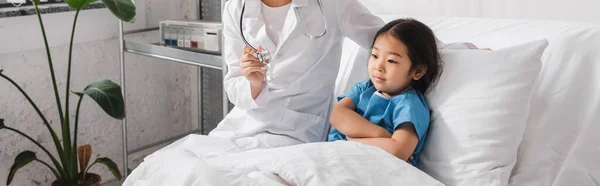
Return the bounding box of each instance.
[337,79,371,108]
[392,98,430,141]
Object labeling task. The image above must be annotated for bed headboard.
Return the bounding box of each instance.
[358,0,600,24]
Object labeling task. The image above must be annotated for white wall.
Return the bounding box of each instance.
[362,0,600,24]
[0,0,198,185]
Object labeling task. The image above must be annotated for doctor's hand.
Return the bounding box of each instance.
[241,46,267,99]
[241,46,267,85]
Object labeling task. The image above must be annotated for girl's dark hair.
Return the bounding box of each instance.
[372,18,442,93]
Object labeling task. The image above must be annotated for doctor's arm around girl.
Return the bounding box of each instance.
[328,18,442,167]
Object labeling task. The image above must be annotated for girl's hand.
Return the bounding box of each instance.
[240,46,267,86]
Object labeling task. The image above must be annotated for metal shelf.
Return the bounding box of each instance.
[124,40,223,70]
[118,0,228,176]
[118,33,228,176]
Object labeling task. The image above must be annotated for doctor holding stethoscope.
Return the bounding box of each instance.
[208,0,385,149]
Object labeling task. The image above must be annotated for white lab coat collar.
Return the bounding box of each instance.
[242,0,261,18]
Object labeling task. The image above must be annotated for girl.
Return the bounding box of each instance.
[328,18,442,167]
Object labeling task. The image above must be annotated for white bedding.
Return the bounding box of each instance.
[123,135,443,186]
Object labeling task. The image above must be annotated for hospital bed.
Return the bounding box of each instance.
[122,4,600,186]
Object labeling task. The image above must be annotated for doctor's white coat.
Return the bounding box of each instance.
[208,0,385,148]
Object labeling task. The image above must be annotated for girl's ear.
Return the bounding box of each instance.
[412,65,427,80]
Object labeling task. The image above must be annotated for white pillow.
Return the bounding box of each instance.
[419,39,549,186]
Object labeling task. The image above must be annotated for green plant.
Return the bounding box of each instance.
[0,0,135,185]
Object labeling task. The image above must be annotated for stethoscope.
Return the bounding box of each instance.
[240,0,328,63]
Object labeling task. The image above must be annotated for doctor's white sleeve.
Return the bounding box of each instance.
[336,0,385,49]
[221,3,269,110]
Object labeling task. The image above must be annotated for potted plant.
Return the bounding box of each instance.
[0,0,135,185]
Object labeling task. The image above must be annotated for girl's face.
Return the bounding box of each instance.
[369,33,426,96]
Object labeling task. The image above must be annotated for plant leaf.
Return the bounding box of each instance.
[72,91,84,97]
[7,151,36,185]
[65,0,98,10]
[0,68,3,74]
[31,0,39,5]
[0,118,4,129]
[101,0,137,23]
[78,145,92,174]
[94,157,122,180]
[81,79,125,119]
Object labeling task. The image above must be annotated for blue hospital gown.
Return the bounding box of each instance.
[328,79,431,167]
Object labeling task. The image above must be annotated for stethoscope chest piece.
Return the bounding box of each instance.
[256,48,271,64]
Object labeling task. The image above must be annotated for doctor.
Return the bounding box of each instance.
[208,0,385,148]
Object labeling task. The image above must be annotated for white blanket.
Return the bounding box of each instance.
[124,135,443,186]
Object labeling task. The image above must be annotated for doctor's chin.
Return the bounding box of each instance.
[0,0,598,186]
